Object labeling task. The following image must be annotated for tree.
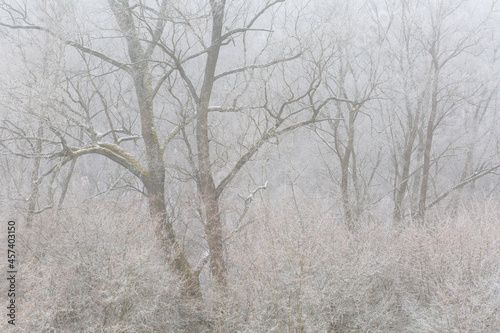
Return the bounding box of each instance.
[375,0,498,222]
[1,1,206,328]
[0,0,336,325]
[312,0,385,230]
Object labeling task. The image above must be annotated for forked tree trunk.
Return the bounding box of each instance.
[393,122,418,222]
[196,0,228,289]
[108,0,204,316]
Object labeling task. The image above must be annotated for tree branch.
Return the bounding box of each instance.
[219,0,285,42]
[425,162,500,211]
[215,115,322,198]
[214,52,302,81]
[42,143,150,187]
[0,22,131,72]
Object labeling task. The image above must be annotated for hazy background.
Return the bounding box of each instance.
[1,0,499,331]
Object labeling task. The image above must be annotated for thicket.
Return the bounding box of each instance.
[3,195,499,332]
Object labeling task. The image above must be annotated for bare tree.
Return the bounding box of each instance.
[415,0,496,221]
[1,1,204,326]
[0,0,337,319]
[312,1,385,230]
[376,0,498,222]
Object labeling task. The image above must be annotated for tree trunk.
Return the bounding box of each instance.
[340,107,357,231]
[57,158,76,209]
[196,0,228,289]
[108,0,203,308]
[393,143,412,222]
[418,65,439,222]
[393,121,418,222]
[26,125,43,228]
[411,134,424,211]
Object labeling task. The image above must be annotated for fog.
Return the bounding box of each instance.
[0,0,499,331]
